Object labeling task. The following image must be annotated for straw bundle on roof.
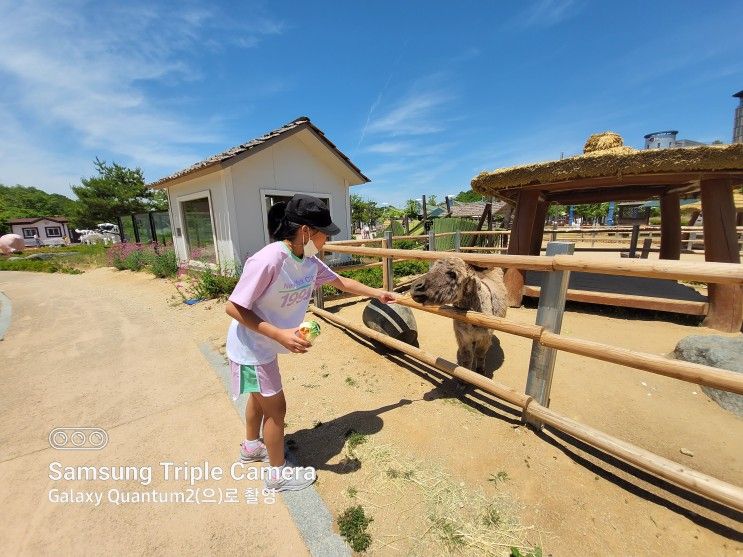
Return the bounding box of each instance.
[471,134,743,195]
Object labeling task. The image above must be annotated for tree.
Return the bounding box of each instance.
[427,194,437,205]
[574,203,609,224]
[0,184,78,234]
[403,199,419,219]
[454,190,484,203]
[72,158,164,227]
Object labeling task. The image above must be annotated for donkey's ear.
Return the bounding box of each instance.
[467,263,489,273]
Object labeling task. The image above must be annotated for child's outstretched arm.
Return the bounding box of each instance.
[329,276,397,304]
[226,301,311,353]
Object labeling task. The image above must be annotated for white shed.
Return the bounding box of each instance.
[8,217,71,247]
[149,117,369,270]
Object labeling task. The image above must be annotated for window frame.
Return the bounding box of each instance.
[177,190,219,267]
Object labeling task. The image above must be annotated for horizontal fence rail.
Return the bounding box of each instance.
[323,244,743,285]
[310,304,743,513]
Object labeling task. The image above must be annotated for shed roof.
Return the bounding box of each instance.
[8,216,69,224]
[148,116,369,188]
[450,200,508,218]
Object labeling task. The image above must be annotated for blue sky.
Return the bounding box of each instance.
[1,0,741,207]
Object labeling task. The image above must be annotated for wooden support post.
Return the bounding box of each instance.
[530,198,548,255]
[700,179,742,332]
[551,223,557,242]
[421,195,427,224]
[403,215,410,234]
[505,191,542,307]
[315,250,325,309]
[525,242,575,427]
[660,192,681,260]
[628,224,640,258]
[383,231,394,291]
[428,228,436,268]
[454,230,461,252]
[639,238,652,259]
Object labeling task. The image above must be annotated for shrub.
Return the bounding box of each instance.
[150,249,178,278]
[337,505,373,552]
[191,266,239,300]
[107,243,153,271]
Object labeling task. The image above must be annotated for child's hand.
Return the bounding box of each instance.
[274,328,311,353]
[377,290,397,304]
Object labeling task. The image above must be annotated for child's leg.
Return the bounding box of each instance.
[253,391,286,467]
[245,393,264,441]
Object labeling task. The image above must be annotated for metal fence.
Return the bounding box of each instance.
[117,211,171,244]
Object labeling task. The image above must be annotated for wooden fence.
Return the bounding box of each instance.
[315,240,743,513]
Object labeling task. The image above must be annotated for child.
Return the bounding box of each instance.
[225,194,396,492]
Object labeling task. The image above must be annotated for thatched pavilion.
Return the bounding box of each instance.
[471,133,743,332]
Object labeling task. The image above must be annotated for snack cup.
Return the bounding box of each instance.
[296,320,321,345]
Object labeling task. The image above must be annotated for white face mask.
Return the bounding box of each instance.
[303,230,319,258]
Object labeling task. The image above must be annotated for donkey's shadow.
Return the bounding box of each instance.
[285,398,413,473]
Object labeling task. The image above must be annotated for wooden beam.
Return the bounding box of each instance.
[659,191,681,260]
[523,285,708,315]
[700,178,742,332]
[547,186,667,205]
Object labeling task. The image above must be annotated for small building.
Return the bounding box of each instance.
[148,117,369,268]
[615,202,651,226]
[8,217,70,246]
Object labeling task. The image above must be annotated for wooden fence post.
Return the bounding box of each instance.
[315,249,325,309]
[628,224,640,258]
[454,230,461,252]
[383,231,394,291]
[525,241,575,427]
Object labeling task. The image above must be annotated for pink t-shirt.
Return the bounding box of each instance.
[226,241,339,365]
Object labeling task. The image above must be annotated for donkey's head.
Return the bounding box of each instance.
[410,257,479,306]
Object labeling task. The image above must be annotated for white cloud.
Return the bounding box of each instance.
[366,91,451,136]
[513,0,582,29]
[0,0,285,188]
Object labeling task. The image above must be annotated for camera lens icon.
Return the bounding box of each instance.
[49,428,108,450]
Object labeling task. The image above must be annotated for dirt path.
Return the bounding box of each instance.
[2,267,741,556]
[0,270,308,556]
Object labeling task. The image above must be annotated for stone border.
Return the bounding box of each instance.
[0,291,12,340]
[198,343,351,557]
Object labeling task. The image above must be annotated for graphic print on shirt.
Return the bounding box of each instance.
[278,269,315,308]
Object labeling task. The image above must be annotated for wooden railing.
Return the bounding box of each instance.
[312,240,743,513]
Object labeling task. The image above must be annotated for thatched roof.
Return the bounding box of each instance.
[471,132,743,197]
[149,117,369,188]
[450,200,508,218]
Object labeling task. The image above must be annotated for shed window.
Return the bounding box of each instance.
[22,227,39,239]
[46,226,62,237]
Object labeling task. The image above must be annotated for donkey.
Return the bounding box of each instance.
[410,257,507,375]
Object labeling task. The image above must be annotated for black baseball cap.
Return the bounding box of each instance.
[285,194,340,236]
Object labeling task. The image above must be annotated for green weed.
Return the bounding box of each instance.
[337,505,373,552]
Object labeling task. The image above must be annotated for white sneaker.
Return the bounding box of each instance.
[264,466,316,492]
[239,440,269,463]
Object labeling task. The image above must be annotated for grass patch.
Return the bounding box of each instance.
[346,486,358,498]
[344,430,368,455]
[348,441,539,555]
[0,258,82,274]
[345,376,359,387]
[488,471,510,485]
[337,505,373,552]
